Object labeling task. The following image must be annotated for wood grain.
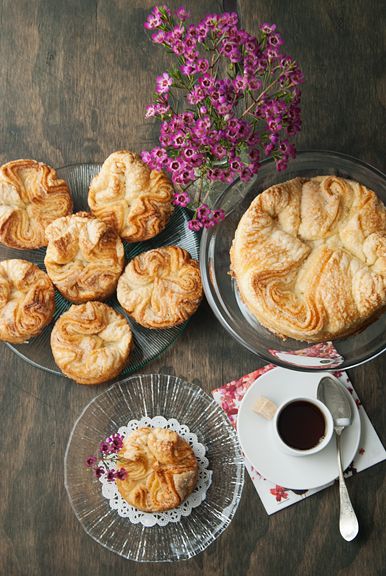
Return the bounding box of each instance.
[0,1,385,575]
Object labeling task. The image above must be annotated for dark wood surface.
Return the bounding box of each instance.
[0,1,385,575]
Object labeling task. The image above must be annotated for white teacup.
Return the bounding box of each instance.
[272,397,334,457]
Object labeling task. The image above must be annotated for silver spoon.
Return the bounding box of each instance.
[317,375,359,541]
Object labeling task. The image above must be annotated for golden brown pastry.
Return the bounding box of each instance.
[231,176,386,341]
[0,159,72,249]
[44,212,124,303]
[116,427,198,512]
[88,150,173,242]
[50,301,133,385]
[0,259,55,343]
[117,246,203,329]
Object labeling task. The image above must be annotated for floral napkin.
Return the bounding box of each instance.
[212,343,386,515]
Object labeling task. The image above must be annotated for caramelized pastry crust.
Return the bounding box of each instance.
[88,150,173,241]
[0,259,55,343]
[50,301,133,384]
[231,176,386,341]
[44,212,124,303]
[0,159,72,249]
[117,246,203,328]
[116,427,198,512]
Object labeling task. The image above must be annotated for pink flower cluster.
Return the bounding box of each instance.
[142,6,303,227]
[187,204,225,232]
[85,433,128,482]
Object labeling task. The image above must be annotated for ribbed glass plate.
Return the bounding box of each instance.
[64,374,244,562]
[0,164,200,380]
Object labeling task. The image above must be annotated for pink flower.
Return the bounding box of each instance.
[152,30,167,44]
[168,157,185,173]
[173,131,186,147]
[115,468,128,481]
[173,191,190,207]
[233,75,247,92]
[181,63,196,75]
[100,441,110,454]
[85,456,97,468]
[145,105,156,119]
[275,158,288,171]
[94,466,105,479]
[188,219,203,232]
[108,433,123,453]
[187,86,205,105]
[144,14,162,30]
[156,72,172,94]
[196,58,209,73]
[141,150,153,166]
[260,23,277,34]
[212,209,225,222]
[196,203,211,220]
[175,6,190,21]
[240,166,253,181]
[247,77,262,91]
[106,469,116,482]
[198,73,215,91]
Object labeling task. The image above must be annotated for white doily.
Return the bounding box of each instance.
[99,416,212,527]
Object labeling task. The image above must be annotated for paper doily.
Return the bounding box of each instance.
[99,415,212,527]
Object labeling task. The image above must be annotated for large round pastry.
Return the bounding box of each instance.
[116,427,198,512]
[88,150,173,242]
[0,259,55,343]
[44,212,124,303]
[231,176,386,342]
[50,301,133,384]
[117,246,203,329]
[0,159,73,249]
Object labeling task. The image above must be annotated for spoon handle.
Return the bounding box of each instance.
[336,432,359,541]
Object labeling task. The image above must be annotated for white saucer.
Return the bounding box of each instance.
[237,368,361,490]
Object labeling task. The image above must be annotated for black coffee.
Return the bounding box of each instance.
[277,400,326,450]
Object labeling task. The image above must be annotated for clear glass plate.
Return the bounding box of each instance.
[64,373,244,562]
[200,150,386,371]
[0,164,200,380]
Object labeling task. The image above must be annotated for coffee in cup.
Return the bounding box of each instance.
[273,397,333,456]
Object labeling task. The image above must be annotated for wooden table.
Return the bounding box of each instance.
[0,1,384,575]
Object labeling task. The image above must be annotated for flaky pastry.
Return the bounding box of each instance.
[231,176,386,341]
[0,159,72,249]
[116,427,198,512]
[44,212,124,303]
[117,246,203,328]
[0,259,55,343]
[50,301,133,385]
[88,150,173,241]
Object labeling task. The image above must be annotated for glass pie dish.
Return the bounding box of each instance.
[200,150,386,371]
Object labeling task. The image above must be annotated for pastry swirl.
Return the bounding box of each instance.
[50,301,133,384]
[116,427,198,512]
[0,159,72,249]
[231,176,386,341]
[117,246,203,328]
[0,259,55,343]
[44,212,124,303]
[88,150,173,241]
